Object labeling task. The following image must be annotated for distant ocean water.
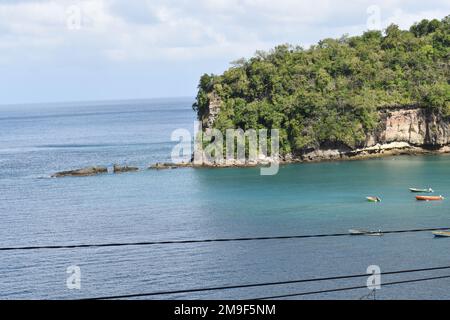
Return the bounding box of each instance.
[1,98,450,299]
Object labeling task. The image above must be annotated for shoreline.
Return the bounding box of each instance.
[150,143,450,169]
[50,143,450,177]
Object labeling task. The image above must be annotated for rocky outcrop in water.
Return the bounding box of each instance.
[148,162,190,170]
[113,164,139,173]
[52,166,108,177]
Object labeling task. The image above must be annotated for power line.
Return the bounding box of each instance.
[252,274,450,300]
[1,227,448,252]
[83,265,450,300]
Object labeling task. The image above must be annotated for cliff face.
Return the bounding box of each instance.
[201,92,222,130]
[375,107,449,147]
[201,96,450,163]
[298,107,449,162]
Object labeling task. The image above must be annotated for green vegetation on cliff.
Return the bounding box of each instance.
[193,17,450,154]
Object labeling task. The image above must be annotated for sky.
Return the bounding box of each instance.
[0,0,449,105]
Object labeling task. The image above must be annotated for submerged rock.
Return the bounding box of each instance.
[52,166,108,177]
[148,162,191,170]
[113,164,139,173]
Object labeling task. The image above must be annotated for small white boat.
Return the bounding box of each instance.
[410,188,434,193]
[349,229,369,235]
[349,229,383,236]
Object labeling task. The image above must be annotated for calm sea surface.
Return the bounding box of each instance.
[0,98,449,299]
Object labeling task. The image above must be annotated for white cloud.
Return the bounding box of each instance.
[383,8,449,28]
[0,0,448,65]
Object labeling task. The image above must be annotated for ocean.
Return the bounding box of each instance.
[0,98,449,299]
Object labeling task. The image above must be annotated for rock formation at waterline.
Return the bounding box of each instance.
[113,164,139,173]
[52,166,108,177]
[200,95,449,164]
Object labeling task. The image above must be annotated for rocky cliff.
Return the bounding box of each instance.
[200,96,450,164]
[372,107,449,146]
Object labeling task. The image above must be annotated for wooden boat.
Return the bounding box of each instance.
[416,195,444,201]
[366,196,381,202]
[409,188,433,193]
[432,231,450,238]
[349,229,383,236]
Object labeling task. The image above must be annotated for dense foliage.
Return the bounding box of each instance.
[193,17,450,155]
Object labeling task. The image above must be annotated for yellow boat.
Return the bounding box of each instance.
[432,231,450,238]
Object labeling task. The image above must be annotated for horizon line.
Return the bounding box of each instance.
[0,95,196,108]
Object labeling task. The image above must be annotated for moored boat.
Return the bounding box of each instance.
[366,196,381,202]
[349,229,369,235]
[416,195,444,201]
[349,229,383,236]
[432,231,450,238]
[409,188,433,193]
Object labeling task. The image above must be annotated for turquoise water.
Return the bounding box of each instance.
[1,98,450,299]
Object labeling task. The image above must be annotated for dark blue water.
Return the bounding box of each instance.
[1,98,450,300]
